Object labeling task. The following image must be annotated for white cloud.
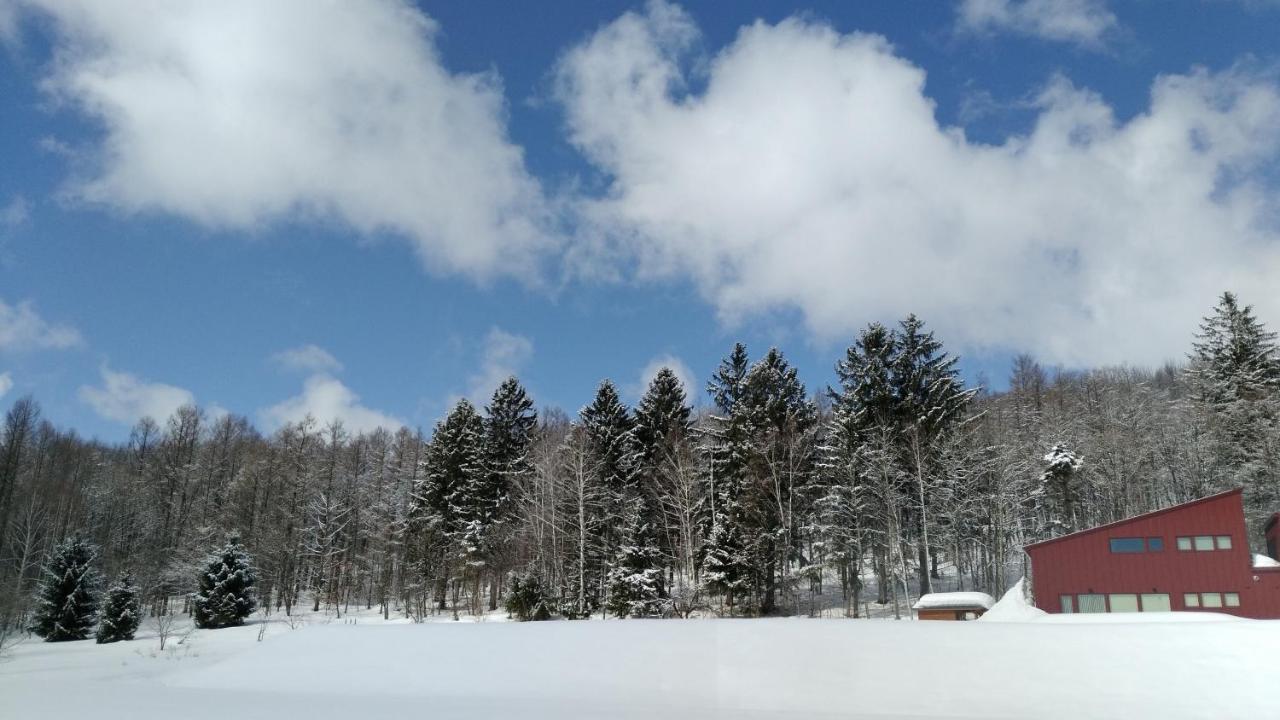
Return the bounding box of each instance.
[271,344,343,374]
[466,327,534,404]
[632,354,697,404]
[0,297,82,351]
[956,0,1118,47]
[1,196,28,228]
[22,0,556,280]
[79,366,194,424]
[556,2,1280,367]
[262,373,402,434]
[0,371,13,399]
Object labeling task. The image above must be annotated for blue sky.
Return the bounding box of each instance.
[1,0,1279,441]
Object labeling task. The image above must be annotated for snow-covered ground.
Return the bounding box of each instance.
[1,601,1275,720]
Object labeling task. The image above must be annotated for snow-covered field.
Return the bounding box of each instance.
[2,586,1275,720]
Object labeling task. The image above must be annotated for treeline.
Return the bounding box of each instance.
[0,294,1277,630]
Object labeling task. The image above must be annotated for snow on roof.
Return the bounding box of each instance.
[912,591,995,611]
[1254,553,1280,569]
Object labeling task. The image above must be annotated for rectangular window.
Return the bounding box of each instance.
[1183,593,1200,608]
[1225,593,1240,608]
[1140,593,1171,612]
[1215,535,1232,550]
[1202,592,1223,608]
[1177,537,1193,551]
[1060,595,1074,613]
[1146,537,1164,551]
[1077,594,1106,613]
[1109,537,1145,553]
[1108,594,1139,612]
[1194,535,1215,551]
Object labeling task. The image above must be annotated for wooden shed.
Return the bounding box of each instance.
[912,592,995,621]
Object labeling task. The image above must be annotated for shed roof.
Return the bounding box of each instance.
[1023,487,1243,552]
[912,592,995,611]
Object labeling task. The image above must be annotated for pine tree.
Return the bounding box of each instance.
[96,571,141,643]
[605,501,664,618]
[415,399,487,612]
[1039,443,1085,536]
[31,535,101,642]
[699,344,754,611]
[192,536,256,629]
[1188,292,1280,533]
[633,367,692,590]
[480,377,537,611]
[1189,291,1280,405]
[580,381,640,613]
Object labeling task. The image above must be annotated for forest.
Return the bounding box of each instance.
[1,292,1277,638]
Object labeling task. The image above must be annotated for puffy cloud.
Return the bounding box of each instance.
[0,297,82,351]
[631,354,697,404]
[262,373,402,434]
[956,0,1118,47]
[556,2,1280,367]
[79,366,194,424]
[270,344,343,374]
[20,0,556,279]
[1,196,28,228]
[0,371,13,399]
[466,328,534,404]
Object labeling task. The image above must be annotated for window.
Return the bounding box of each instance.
[1224,593,1240,608]
[1215,535,1232,550]
[1077,594,1106,613]
[1183,593,1200,608]
[1194,535,1214,551]
[1146,537,1164,551]
[1177,537,1193,551]
[1201,592,1223,608]
[1109,537,1145,553]
[1108,594,1139,612]
[1140,594,1170,612]
[1059,595,1074,613]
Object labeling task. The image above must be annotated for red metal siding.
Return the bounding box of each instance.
[1026,489,1280,619]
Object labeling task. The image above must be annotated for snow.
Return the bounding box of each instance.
[978,578,1047,622]
[911,591,994,610]
[2,606,1276,719]
[1254,553,1280,568]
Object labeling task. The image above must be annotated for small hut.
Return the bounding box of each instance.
[912,592,995,621]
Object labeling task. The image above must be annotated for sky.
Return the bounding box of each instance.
[1,0,1279,441]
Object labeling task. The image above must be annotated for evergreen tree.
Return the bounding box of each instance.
[580,380,639,497]
[1189,291,1280,405]
[699,344,754,611]
[480,378,537,610]
[633,367,693,588]
[31,535,101,642]
[605,502,664,618]
[416,399,487,611]
[96,571,141,643]
[504,570,553,621]
[1039,443,1085,536]
[192,536,256,629]
[580,380,641,612]
[1188,292,1280,533]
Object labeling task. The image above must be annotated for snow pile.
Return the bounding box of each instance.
[912,591,994,610]
[978,578,1047,622]
[2,611,1275,719]
[1254,553,1280,568]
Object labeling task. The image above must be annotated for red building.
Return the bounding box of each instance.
[1025,488,1280,618]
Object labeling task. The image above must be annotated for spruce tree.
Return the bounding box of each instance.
[416,399,486,611]
[1188,292,1280,533]
[192,536,256,629]
[605,502,664,618]
[1189,291,1280,405]
[31,535,101,642]
[96,571,141,643]
[1040,443,1085,536]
